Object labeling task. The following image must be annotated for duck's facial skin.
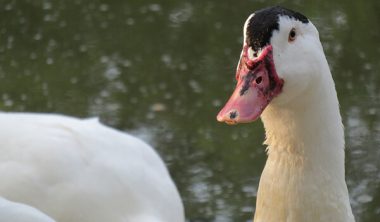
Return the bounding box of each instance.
[216,44,283,124]
[217,7,322,124]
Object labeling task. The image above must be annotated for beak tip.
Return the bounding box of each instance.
[216,113,225,122]
[216,109,240,124]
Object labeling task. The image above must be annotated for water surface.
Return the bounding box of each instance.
[0,0,379,221]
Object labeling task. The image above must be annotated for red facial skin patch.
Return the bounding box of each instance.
[217,45,284,124]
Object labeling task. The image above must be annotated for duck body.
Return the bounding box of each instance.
[217,6,355,222]
[0,112,184,222]
[0,197,55,222]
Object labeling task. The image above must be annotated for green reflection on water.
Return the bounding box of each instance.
[0,0,379,221]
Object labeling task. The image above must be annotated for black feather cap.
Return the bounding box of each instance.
[246,6,309,51]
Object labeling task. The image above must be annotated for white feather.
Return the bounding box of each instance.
[0,112,185,222]
[243,13,255,44]
[0,197,55,222]
[236,13,255,72]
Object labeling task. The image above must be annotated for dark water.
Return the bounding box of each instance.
[0,0,379,221]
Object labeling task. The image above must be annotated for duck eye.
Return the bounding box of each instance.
[288,28,296,42]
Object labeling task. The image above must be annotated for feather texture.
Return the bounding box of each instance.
[0,113,184,222]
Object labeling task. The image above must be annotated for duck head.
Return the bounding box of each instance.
[217,6,324,124]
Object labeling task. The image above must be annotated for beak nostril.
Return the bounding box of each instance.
[229,111,238,119]
[255,76,263,84]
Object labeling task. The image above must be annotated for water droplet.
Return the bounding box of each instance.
[357,194,373,203]
[59,20,67,27]
[100,90,110,98]
[179,63,187,70]
[43,2,52,10]
[100,56,109,63]
[334,11,347,27]
[19,17,26,24]
[158,82,167,90]
[189,80,202,93]
[212,99,221,107]
[363,63,372,71]
[214,22,222,29]
[164,93,172,99]
[368,108,376,115]
[146,112,155,119]
[241,206,254,213]
[151,103,167,112]
[2,94,13,107]
[99,4,109,12]
[169,3,193,27]
[46,57,54,65]
[20,94,27,101]
[34,33,42,41]
[44,14,53,22]
[126,18,135,26]
[4,4,12,11]
[79,45,87,52]
[70,77,78,84]
[104,66,120,80]
[148,4,161,12]
[161,54,172,66]
[100,21,108,28]
[130,97,138,104]
[121,59,132,67]
[29,52,37,60]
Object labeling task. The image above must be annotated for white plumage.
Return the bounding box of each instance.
[217,6,355,222]
[0,197,55,222]
[0,113,185,222]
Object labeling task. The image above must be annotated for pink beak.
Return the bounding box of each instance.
[217,45,284,124]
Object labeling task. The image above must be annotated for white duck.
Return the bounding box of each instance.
[217,6,355,222]
[0,197,55,222]
[0,113,184,222]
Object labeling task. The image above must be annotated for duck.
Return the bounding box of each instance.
[217,6,355,222]
[0,113,185,222]
[0,197,55,222]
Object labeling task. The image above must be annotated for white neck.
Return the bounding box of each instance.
[253,68,355,221]
[263,72,345,172]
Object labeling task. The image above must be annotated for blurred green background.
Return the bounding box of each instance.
[0,0,379,221]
